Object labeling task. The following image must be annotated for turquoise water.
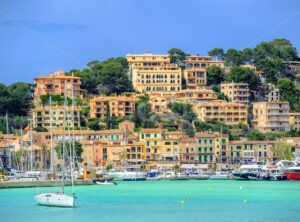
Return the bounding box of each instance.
[1,180,300,222]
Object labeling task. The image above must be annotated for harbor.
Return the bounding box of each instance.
[1,180,300,222]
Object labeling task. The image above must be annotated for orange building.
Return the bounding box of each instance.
[34,71,81,103]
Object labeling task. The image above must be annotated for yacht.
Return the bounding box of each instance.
[35,192,75,207]
[232,164,262,180]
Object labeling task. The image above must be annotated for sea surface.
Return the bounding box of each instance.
[1,180,300,222]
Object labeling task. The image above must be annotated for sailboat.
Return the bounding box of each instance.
[35,81,76,208]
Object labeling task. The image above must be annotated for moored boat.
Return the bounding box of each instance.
[284,164,300,180]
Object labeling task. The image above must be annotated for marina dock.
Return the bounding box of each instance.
[0,179,94,189]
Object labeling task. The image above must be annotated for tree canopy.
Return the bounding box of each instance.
[226,66,261,91]
[71,57,134,96]
[206,65,225,85]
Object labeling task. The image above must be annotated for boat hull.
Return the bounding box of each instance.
[35,193,75,208]
[285,172,300,180]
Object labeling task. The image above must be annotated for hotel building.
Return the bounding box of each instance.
[193,100,248,126]
[221,82,250,103]
[252,102,290,132]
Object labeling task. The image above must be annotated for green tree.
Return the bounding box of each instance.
[208,48,224,60]
[246,129,266,141]
[206,65,225,85]
[276,78,300,111]
[227,67,260,91]
[273,143,294,160]
[55,141,83,162]
[87,118,101,130]
[255,57,284,83]
[224,49,243,66]
[168,48,188,67]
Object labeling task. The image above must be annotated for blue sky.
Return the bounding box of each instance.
[0,0,300,85]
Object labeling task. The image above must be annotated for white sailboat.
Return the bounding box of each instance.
[35,81,76,208]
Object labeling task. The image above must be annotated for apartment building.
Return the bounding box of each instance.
[89,94,137,118]
[32,106,81,129]
[221,82,250,103]
[184,68,207,89]
[124,142,146,165]
[252,102,290,132]
[175,88,217,102]
[193,100,248,126]
[185,55,225,69]
[289,113,300,131]
[228,140,276,164]
[34,71,81,103]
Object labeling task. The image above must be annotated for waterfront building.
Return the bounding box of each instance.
[32,106,81,130]
[252,102,290,132]
[221,82,250,103]
[265,83,280,102]
[175,88,216,102]
[228,140,276,164]
[193,100,248,126]
[124,142,146,166]
[89,94,137,118]
[195,132,229,164]
[289,113,300,131]
[161,131,182,162]
[179,137,197,163]
[139,128,163,161]
[34,71,81,104]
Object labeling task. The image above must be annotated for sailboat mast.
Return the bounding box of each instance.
[30,118,33,172]
[49,96,54,174]
[70,76,75,195]
[6,112,9,134]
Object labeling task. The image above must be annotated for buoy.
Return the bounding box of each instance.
[243,199,248,204]
[240,186,243,190]
[187,195,191,200]
[181,200,185,205]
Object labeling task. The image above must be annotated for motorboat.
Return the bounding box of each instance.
[209,171,230,180]
[96,180,117,185]
[284,163,300,180]
[122,171,147,181]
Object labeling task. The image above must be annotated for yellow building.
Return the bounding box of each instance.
[252,102,290,132]
[127,53,170,69]
[89,94,137,118]
[34,71,82,104]
[131,65,182,93]
[221,82,250,103]
[228,140,276,164]
[193,100,248,125]
[161,131,182,162]
[32,106,81,129]
[125,142,146,165]
[139,128,162,161]
[289,113,300,131]
[175,88,216,102]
